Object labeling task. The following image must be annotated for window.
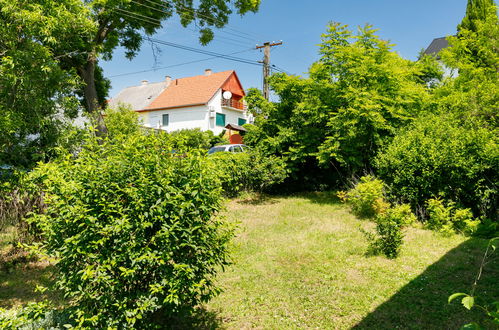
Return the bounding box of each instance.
[162,114,169,126]
[216,113,226,127]
[238,118,247,126]
[230,146,243,153]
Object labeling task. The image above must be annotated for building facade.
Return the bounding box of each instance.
[109,69,249,135]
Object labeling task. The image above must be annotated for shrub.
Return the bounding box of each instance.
[209,149,288,197]
[27,133,233,328]
[339,175,387,218]
[362,204,416,259]
[169,129,228,151]
[376,114,498,221]
[426,198,480,235]
[104,103,141,139]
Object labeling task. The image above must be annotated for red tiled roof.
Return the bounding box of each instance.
[143,70,237,111]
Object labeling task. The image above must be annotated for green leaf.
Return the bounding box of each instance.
[449,292,468,304]
[461,322,481,330]
[462,296,475,310]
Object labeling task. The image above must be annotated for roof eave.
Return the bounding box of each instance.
[137,102,207,112]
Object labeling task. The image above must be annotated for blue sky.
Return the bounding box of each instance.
[102,0,468,98]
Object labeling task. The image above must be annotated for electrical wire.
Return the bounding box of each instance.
[129,0,258,44]
[148,38,261,67]
[109,48,255,78]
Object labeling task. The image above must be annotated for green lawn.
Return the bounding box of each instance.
[1,193,497,329]
[204,193,498,329]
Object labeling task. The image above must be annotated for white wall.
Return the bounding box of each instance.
[141,105,209,132]
[207,89,247,135]
[137,89,248,134]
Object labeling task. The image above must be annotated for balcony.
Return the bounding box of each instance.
[221,98,246,111]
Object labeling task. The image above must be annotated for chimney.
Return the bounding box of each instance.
[205,69,212,76]
[141,80,148,85]
[165,76,171,86]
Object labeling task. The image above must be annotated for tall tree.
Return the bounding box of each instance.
[0,0,95,167]
[458,0,497,32]
[245,23,437,186]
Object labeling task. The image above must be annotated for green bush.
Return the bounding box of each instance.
[169,129,228,151]
[339,175,387,218]
[104,103,141,139]
[209,149,288,197]
[376,114,498,221]
[426,198,480,235]
[27,133,233,328]
[363,204,416,259]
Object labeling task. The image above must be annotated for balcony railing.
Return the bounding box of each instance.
[221,98,246,111]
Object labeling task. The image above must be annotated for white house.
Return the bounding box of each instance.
[108,69,249,135]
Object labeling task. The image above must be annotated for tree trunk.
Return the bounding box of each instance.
[79,54,107,137]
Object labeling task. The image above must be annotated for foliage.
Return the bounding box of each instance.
[426,199,481,236]
[449,237,499,329]
[0,0,92,168]
[340,176,417,258]
[0,301,54,329]
[363,212,404,259]
[315,23,433,174]
[104,103,141,139]
[362,204,416,259]
[376,113,498,220]
[338,175,387,218]
[438,3,499,127]
[457,0,497,32]
[26,133,234,328]
[245,23,435,185]
[209,149,288,197]
[169,129,229,151]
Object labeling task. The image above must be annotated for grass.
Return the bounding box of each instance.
[204,193,498,329]
[0,226,61,310]
[0,193,497,328]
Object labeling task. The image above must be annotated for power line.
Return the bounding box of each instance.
[129,0,258,43]
[108,4,254,48]
[164,1,263,41]
[148,38,261,67]
[109,48,254,78]
[272,64,293,75]
[114,7,162,24]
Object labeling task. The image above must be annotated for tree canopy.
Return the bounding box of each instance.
[458,0,497,32]
[0,0,93,166]
[245,23,438,187]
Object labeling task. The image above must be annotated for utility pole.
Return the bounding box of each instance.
[256,41,282,100]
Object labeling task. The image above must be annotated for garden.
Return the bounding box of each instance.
[1,0,498,328]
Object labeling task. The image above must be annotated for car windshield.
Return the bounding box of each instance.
[208,146,227,154]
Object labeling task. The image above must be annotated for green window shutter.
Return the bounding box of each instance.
[238,118,246,126]
[216,113,226,127]
[162,114,169,126]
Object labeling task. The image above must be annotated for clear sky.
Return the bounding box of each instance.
[101,0,468,99]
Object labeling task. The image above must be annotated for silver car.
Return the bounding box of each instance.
[208,144,248,155]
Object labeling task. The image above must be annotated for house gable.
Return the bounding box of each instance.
[221,71,245,97]
[144,70,235,111]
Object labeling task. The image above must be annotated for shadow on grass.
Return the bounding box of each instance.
[236,193,278,206]
[0,260,61,309]
[152,307,224,330]
[295,191,341,206]
[353,238,499,329]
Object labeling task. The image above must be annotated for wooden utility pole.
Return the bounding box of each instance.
[256,41,282,100]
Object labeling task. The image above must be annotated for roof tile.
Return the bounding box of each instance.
[145,70,234,110]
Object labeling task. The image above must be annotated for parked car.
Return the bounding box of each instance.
[208,144,248,155]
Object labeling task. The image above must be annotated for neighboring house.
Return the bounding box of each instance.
[108,69,249,135]
[423,37,449,58]
[423,36,456,78]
